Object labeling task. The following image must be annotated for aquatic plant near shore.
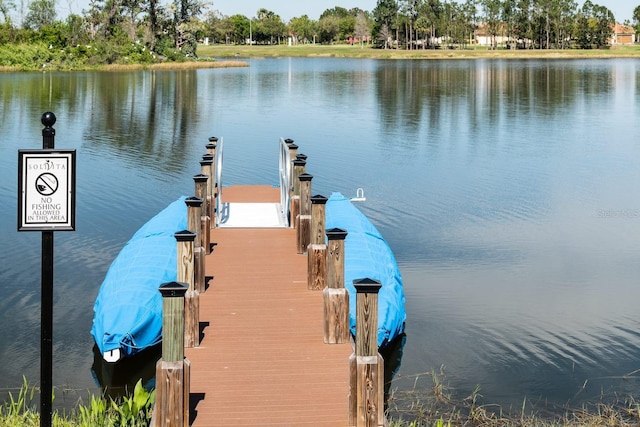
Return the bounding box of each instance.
[0,378,154,426]
[386,367,640,426]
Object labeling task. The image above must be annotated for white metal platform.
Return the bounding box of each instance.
[217,202,288,228]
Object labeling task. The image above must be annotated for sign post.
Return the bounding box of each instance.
[17,112,75,427]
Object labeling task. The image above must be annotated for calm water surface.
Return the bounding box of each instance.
[1,58,640,410]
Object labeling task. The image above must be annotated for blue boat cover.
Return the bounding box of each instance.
[325,193,406,348]
[91,197,188,358]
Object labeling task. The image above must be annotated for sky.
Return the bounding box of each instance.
[56,0,636,25]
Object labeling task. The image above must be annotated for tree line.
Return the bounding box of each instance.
[0,0,638,68]
[206,0,636,50]
[371,0,626,50]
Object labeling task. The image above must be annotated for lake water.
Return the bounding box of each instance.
[1,57,640,412]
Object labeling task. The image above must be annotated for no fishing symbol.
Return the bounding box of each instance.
[36,171,58,196]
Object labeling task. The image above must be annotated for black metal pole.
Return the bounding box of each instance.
[40,112,55,427]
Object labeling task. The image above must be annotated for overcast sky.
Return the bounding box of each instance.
[58,0,636,26]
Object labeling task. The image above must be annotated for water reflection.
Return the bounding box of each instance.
[83,71,200,175]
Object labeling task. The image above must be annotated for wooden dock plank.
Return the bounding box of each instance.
[186,186,352,426]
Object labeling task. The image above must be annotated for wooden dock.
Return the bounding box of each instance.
[185,185,352,426]
[153,138,388,427]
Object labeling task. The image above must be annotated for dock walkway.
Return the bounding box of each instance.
[185,185,352,426]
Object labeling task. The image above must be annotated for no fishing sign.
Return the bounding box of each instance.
[18,149,76,231]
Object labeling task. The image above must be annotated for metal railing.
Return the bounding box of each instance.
[214,137,291,227]
[214,136,224,227]
[279,137,291,226]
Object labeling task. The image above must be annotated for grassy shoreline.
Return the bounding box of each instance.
[1,43,637,72]
[0,59,249,73]
[197,43,640,60]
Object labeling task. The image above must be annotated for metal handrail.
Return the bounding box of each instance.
[214,136,224,226]
[278,137,291,226]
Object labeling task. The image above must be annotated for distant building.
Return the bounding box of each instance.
[611,24,636,45]
[474,23,529,48]
[474,23,509,47]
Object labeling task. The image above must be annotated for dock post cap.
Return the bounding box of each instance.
[311,194,328,204]
[208,136,219,142]
[201,154,214,162]
[284,138,294,144]
[193,174,208,182]
[296,153,308,161]
[41,111,56,126]
[298,173,313,182]
[353,278,382,294]
[288,143,298,150]
[326,228,348,240]
[159,281,188,297]
[174,230,196,241]
[293,158,306,167]
[185,196,204,207]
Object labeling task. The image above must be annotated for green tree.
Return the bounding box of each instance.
[320,6,350,20]
[372,0,398,46]
[462,0,478,47]
[289,14,317,43]
[575,0,614,48]
[23,0,56,30]
[120,0,143,40]
[230,14,250,43]
[318,14,339,43]
[319,5,360,42]
[173,0,205,55]
[253,8,285,44]
[591,2,614,47]
[0,0,15,24]
[420,0,444,49]
[398,0,422,49]
[204,11,236,44]
[481,0,501,49]
[512,0,533,47]
[338,14,355,41]
[634,5,640,38]
[65,13,88,46]
[354,11,372,46]
[502,0,517,47]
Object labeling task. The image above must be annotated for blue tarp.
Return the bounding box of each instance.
[325,193,406,348]
[91,197,188,358]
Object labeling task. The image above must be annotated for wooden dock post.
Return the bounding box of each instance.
[296,173,312,254]
[349,279,384,427]
[207,137,217,196]
[193,174,211,257]
[201,155,214,221]
[155,282,190,427]
[290,158,305,229]
[175,230,198,348]
[323,228,349,344]
[308,195,328,290]
[186,196,206,293]
[287,141,298,165]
